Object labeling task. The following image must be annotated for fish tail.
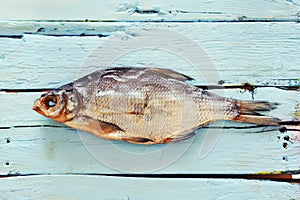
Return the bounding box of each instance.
[233,100,280,126]
[239,101,278,113]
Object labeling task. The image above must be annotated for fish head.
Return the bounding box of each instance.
[33,85,81,123]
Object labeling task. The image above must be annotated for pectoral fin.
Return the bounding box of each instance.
[98,120,125,133]
[65,115,124,137]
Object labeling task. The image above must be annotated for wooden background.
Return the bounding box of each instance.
[1,1,300,199]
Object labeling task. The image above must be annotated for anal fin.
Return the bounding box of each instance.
[122,137,155,144]
[163,131,196,143]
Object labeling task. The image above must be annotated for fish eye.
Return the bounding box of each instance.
[44,95,58,108]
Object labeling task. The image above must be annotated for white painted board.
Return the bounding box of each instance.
[2,175,300,200]
[0,0,299,21]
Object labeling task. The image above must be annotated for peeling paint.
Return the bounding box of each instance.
[46,141,56,160]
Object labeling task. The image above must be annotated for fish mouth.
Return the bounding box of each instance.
[32,98,45,115]
[32,94,68,122]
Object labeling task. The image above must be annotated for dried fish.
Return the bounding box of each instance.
[33,67,280,144]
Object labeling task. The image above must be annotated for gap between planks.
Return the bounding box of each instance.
[5,19,300,23]
[0,84,299,93]
[0,122,299,131]
[1,171,299,183]
[1,20,300,39]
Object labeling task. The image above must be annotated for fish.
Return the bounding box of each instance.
[33,67,280,145]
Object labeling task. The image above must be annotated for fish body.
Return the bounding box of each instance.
[33,67,279,144]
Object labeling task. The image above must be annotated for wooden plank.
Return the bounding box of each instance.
[0,0,299,21]
[0,21,299,186]
[1,124,299,174]
[0,21,128,36]
[0,1,299,197]
[0,22,299,89]
[0,22,299,175]
[1,175,300,199]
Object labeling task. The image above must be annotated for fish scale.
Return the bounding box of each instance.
[33,67,280,144]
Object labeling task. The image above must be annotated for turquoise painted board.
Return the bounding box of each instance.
[0,88,299,174]
[1,22,299,89]
[1,0,300,199]
[2,176,300,200]
[0,0,299,21]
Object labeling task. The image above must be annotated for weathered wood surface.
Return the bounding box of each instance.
[1,88,299,175]
[0,22,299,89]
[0,22,299,175]
[0,24,299,172]
[0,0,300,21]
[1,0,300,198]
[2,175,300,200]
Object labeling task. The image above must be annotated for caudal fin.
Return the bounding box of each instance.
[234,101,280,126]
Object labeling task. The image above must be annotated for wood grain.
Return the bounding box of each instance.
[0,2,300,197]
[0,88,299,175]
[2,175,299,200]
[0,0,299,21]
[0,21,299,176]
[0,22,299,89]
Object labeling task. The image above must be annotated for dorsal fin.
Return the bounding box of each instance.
[147,68,194,81]
[104,67,194,82]
[76,67,194,82]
